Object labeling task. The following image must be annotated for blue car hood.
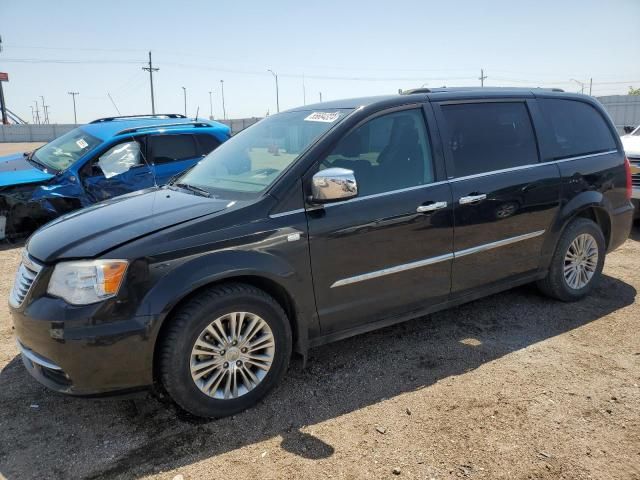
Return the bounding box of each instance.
[0,153,55,187]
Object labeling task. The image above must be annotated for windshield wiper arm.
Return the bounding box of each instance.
[173,182,212,198]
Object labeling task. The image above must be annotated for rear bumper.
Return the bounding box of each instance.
[11,297,157,396]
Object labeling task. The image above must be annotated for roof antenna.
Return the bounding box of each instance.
[194,106,199,120]
[107,93,121,115]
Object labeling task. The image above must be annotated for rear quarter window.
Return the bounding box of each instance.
[538,98,617,160]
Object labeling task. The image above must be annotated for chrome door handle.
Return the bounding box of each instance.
[459,194,487,205]
[417,201,447,213]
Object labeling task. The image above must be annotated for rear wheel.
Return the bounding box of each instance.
[159,283,292,418]
[537,218,605,302]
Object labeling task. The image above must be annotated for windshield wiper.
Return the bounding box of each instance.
[172,182,212,198]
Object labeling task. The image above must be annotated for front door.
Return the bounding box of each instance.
[81,139,155,203]
[307,106,454,334]
[434,100,562,294]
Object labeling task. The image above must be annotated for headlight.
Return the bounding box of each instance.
[47,259,129,305]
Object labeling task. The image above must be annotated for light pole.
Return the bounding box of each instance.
[181,86,187,117]
[220,80,226,119]
[208,90,213,119]
[267,69,280,113]
[570,79,585,94]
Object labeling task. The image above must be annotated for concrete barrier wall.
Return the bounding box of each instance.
[596,95,640,134]
[0,117,263,143]
[0,124,77,142]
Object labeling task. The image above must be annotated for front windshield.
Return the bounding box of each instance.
[33,128,102,171]
[178,109,352,195]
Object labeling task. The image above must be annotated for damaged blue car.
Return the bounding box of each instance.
[0,114,230,240]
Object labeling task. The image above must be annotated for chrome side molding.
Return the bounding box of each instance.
[331,229,546,288]
[331,253,454,288]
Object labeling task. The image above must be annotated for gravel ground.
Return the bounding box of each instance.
[0,143,638,479]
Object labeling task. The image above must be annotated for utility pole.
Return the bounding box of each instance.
[319,92,323,102]
[208,90,214,119]
[142,51,159,115]
[267,69,279,113]
[479,68,487,87]
[181,86,187,117]
[68,91,79,124]
[0,35,6,125]
[220,79,226,119]
[589,77,593,96]
[302,74,306,105]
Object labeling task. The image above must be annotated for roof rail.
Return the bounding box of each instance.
[90,114,187,124]
[115,121,211,136]
[403,86,567,95]
[400,88,432,95]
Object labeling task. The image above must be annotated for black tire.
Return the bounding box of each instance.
[537,218,606,302]
[159,283,292,418]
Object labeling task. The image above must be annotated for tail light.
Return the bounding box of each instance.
[624,156,632,200]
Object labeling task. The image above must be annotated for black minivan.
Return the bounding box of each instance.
[9,88,634,418]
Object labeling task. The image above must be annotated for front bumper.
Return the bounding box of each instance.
[11,296,158,396]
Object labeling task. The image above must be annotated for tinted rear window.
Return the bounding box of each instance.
[440,102,539,177]
[538,98,617,160]
[195,134,221,156]
[149,135,198,164]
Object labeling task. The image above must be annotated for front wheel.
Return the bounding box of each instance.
[537,218,605,302]
[159,283,292,418]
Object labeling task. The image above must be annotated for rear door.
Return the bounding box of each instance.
[306,105,454,334]
[147,134,203,185]
[434,99,561,295]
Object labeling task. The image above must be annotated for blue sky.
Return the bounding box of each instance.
[1,0,639,123]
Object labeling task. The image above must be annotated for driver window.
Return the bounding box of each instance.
[320,109,433,197]
[96,141,142,178]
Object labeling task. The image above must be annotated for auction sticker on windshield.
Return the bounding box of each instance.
[76,138,89,149]
[304,111,341,123]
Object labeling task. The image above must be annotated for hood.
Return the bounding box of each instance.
[27,187,233,262]
[621,135,640,157]
[0,153,55,187]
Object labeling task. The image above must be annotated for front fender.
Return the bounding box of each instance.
[139,243,316,355]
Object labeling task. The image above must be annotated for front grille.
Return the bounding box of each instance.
[9,252,43,308]
[630,157,640,188]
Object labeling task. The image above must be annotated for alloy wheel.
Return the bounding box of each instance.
[563,233,599,290]
[190,312,275,400]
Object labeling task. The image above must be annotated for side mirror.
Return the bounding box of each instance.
[311,167,358,203]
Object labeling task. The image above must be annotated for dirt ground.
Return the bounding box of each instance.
[0,143,45,156]
[0,145,639,480]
